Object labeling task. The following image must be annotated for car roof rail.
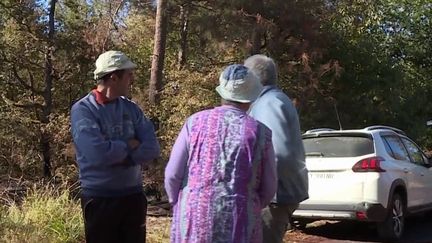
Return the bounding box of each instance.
[304,128,336,134]
[364,125,406,135]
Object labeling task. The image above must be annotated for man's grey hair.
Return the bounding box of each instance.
[244,54,278,86]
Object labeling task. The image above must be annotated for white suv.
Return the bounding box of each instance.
[293,126,432,240]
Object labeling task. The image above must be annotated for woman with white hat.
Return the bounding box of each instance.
[164,64,277,243]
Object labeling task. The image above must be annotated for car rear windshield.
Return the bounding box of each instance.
[303,135,374,157]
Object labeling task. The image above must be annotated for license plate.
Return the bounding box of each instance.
[309,173,335,179]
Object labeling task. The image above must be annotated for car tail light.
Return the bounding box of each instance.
[352,156,386,172]
[356,211,367,220]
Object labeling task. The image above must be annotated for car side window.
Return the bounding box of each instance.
[382,138,394,157]
[382,136,410,161]
[401,138,427,166]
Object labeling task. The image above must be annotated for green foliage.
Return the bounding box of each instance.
[120,12,155,88]
[132,68,220,182]
[46,114,79,183]
[318,0,432,142]
[1,0,432,182]
[0,103,41,176]
[0,0,94,179]
[0,0,432,240]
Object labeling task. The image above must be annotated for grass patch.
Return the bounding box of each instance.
[0,186,84,243]
[147,217,171,243]
[0,186,171,243]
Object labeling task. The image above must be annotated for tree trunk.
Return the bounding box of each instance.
[41,0,56,177]
[177,2,189,69]
[149,0,168,104]
[250,23,263,55]
[248,0,264,56]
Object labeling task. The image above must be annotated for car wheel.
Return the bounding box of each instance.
[377,193,405,240]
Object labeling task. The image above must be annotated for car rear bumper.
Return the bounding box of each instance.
[292,202,387,222]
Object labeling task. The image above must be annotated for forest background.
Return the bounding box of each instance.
[0,0,431,242]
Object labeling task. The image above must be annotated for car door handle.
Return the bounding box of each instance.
[421,173,425,176]
[403,168,409,173]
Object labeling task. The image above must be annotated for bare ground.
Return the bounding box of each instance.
[147,212,432,243]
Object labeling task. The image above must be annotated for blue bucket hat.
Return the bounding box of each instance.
[216,64,263,103]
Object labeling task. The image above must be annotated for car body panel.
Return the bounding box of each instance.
[294,127,432,223]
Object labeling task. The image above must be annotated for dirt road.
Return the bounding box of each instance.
[285,215,432,243]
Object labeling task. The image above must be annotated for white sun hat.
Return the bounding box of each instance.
[216,64,263,103]
[93,50,137,80]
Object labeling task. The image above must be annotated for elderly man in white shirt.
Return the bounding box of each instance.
[245,54,309,243]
